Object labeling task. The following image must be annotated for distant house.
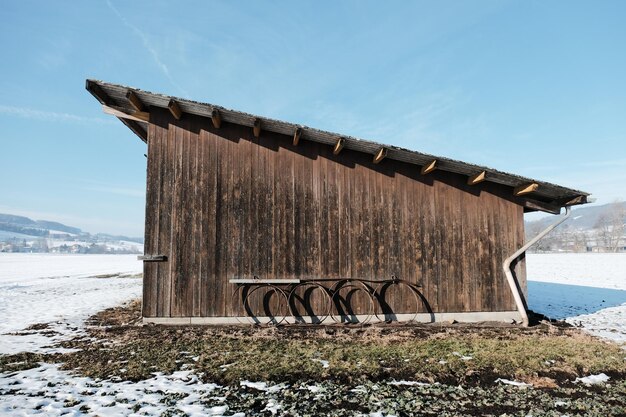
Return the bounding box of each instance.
[87,80,589,325]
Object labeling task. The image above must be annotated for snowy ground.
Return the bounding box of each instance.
[0,254,142,354]
[527,253,626,344]
[1,253,625,416]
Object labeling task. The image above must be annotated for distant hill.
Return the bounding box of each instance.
[525,201,626,231]
[35,220,81,235]
[0,213,143,244]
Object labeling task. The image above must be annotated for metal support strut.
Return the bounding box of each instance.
[503,206,572,327]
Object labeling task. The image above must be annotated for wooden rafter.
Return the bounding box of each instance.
[421,160,437,175]
[522,198,561,215]
[293,127,302,146]
[561,195,587,206]
[211,109,222,128]
[467,171,486,185]
[333,137,345,155]
[253,118,261,138]
[514,183,539,196]
[86,81,112,106]
[168,99,182,120]
[373,148,387,164]
[118,117,148,143]
[126,90,144,112]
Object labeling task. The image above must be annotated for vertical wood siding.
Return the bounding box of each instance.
[143,108,526,317]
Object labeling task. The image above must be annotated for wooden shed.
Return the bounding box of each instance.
[87,80,589,325]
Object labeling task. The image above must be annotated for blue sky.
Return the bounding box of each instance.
[1,0,625,236]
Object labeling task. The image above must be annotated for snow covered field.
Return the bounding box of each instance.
[527,253,626,344]
[0,253,625,416]
[0,254,142,354]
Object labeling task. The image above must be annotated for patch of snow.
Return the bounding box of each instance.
[239,381,286,392]
[574,373,610,385]
[452,351,473,360]
[0,363,221,417]
[263,398,281,415]
[312,358,330,368]
[240,380,267,390]
[306,385,321,393]
[495,378,532,387]
[208,405,229,415]
[389,380,430,386]
[0,254,142,354]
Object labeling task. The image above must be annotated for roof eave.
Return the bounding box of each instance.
[85,79,590,213]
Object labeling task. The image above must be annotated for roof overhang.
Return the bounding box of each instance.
[86,79,590,214]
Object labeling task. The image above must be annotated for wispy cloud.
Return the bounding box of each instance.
[76,179,145,198]
[0,105,114,125]
[105,0,189,97]
[83,185,145,198]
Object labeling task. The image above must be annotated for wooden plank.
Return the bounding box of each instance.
[327,147,340,279]
[285,136,296,279]
[272,132,286,282]
[435,178,448,312]
[190,117,201,317]
[467,171,486,185]
[177,118,194,316]
[292,137,303,278]
[197,125,208,317]
[337,152,350,278]
[514,183,539,196]
[333,137,344,155]
[168,99,182,120]
[373,148,387,164]
[202,128,218,316]
[229,279,301,284]
[421,160,437,175]
[158,109,174,317]
[215,125,230,316]
[138,255,167,261]
[257,129,269,278]
[224,127,239,312]
[169,120,184,316]
[211,109,221,128]
[102,105,150,122]
[317,146,328,278]
[142,121,160,317]
[426,171,439,311]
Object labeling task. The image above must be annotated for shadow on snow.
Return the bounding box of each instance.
[528,281,626,320]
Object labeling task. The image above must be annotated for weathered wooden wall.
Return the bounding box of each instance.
[142,108,526,318]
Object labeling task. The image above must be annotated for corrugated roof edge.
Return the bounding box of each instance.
[85,79,590,211]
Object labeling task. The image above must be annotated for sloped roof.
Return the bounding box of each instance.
[86,79,589,214]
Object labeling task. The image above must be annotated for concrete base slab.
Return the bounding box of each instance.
[143,311,523,326]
